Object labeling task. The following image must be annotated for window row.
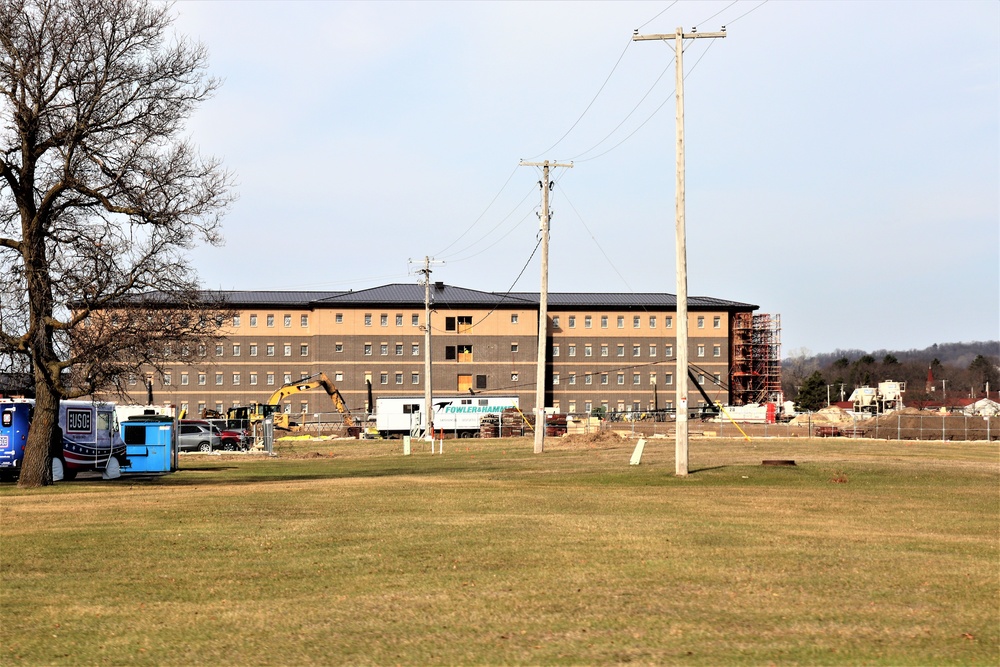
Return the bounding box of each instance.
[165,343,309,358]
[361,313,422,327]
[549,314,723,330]
[237,313,310,328]
[551,343,722,358]
[358,342,421,356]
[551,371,723,387]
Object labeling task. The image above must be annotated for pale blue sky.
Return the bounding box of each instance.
[172,1,999,356]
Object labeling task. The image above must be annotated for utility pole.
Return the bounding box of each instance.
[411,256,443,439]
[633,26,725,476]
[519,159,573,453]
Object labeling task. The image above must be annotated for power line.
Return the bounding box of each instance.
[433,164,520,257]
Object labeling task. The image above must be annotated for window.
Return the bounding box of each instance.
[216,344,223,356]
[585,373,593,385]
[233,315,241,327]
[283,314,291,327]
[395,314,403,326]
[633,344,641,357]
[585,315,592,328]
[380,372,389,385]
[633,373,641,385]
[300,402,309,414]
[179,402,187,414]
[553,345,560,357]
[445,346,456,360]
[665,372,673,385]
[601,344,608,357]
[336,313,343,324]
[264,344,273,357]
[395,373,403,385]
[697,344,705,357]
[233,373,241,386]
[601,315,608,328]
[445,317,456,332]
[617,344,625,357]
[197,344,206,357]
[552,316,560,328]
[511,314,519,324]
[412,343,420,356]
[364,344,372,356]
[380,314,388,327]
[300,344,309,356]
[713,316,721,329]
[699,373,706,385]
[412,314,420,326]
[301,314,309,327]
[395,343,403,356]
[568,401,576,413]
[364,313,372,326]
[198,373,206,386]
[697,316,705,328]
[233,344,240,357]
[568,373,576,385]
[666,316,673,328]
[601,373,608,385]
[283,373,291,384]
[215,373,223,385]
[649,345,656,357]
[457,344,473,362]
[617,373,625,385]
[714,373,722,385]
[553,373,560,385]
[250,373,257,386]
[633,316,640,329]
[127,373,137,386]
[650,373,657,385]
[380,344,388,356]
[617,316,624,328]
[649,316,656,328]
[284,344,292,356]
[511,372,519,382]
[511,342,518,353]
[585,401,593,414]
[568,344,576,357]
[335,372,344,382]
[476,375,487,389]
[568,316,576,328]
[665,345,673,357]
[585,344,592,357]
[250,344,258,357]
[250,314,258,327]
[713,344,721,357]
[181,373,189,386]
[267,373,275,386]
[335,343,344,353]
[267,314,274,327]
[412,372,420,385]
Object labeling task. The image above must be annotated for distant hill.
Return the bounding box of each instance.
[785,341,999,369]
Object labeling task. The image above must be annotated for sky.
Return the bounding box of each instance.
[169,0,999,357]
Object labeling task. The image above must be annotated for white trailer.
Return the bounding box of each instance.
[375,395,519,438]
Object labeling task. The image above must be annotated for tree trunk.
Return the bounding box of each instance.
[18,373,57,487]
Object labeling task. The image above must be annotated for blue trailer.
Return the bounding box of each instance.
[120,415,178,474]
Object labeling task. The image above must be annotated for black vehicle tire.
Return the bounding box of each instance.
[61,460,77,481]
[198,441,212,453]
[223,441,237,451]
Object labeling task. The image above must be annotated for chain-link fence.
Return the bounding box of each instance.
[592,411,999,441]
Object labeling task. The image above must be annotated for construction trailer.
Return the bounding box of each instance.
[375,395,519,438]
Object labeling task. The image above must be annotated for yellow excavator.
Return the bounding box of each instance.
[228,372,354,431]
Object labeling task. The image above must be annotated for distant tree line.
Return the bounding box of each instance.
[783,341,1000,411]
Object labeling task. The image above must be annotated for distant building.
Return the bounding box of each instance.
[104,283,779,417]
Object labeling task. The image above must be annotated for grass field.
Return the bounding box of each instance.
[1,435,997,666]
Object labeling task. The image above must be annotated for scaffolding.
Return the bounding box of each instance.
[730,313,782,406]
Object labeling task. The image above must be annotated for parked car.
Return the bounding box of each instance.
[218,427,249,451]
[178,420,222,452]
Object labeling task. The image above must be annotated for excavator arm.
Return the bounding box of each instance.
[266,373,354,428]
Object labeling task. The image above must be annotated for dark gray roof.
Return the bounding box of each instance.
[316,283,535,307]
[510,292,757,310]
[133,285,756,310]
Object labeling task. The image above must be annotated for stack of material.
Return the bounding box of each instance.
[567,416,602,435]
[545,413,568,437]
[479,413,499,438]
[790,406,854,426]
[501,408,533,437]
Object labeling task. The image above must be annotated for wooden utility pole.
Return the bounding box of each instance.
[413,256,443,439]
[633,26,725,476]
[519,159,573,453]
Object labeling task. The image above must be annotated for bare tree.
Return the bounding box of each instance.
[0,0,235,487]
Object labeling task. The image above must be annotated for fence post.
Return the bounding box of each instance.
[897,413,901,441]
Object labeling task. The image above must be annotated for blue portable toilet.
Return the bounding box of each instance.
[120,416,177,474]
